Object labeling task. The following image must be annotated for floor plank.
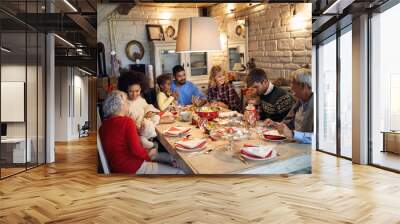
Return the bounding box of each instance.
[0,135,399,223]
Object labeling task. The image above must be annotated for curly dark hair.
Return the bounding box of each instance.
[156,73,172,88]
[117,69,149,94]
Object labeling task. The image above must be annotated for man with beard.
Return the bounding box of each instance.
[171,65,206,105]
[246,68,294,122]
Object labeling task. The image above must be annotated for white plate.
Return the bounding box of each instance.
[175,144,207,152]
[262,137,286,142]
[240,151,277,161]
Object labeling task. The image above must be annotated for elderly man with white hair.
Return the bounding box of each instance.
[265,67,314,144]
[99,90,183,174]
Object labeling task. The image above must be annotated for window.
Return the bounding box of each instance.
[339,27,352,158]
[317,36,337,154]
[370,3,400,171]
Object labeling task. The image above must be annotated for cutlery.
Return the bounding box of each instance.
[233,153,248,164]
[187,149,213,157]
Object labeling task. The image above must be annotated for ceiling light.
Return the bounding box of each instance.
[227,3,235,13]
[63,0,78,12]
[176,17,222,53]
[54,34,75,48]
[290,4,306,30]
[1,47,11,53]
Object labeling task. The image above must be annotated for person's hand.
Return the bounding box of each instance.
[171,91,179,98]
[140,121,146,134]
[144,111,153,119]
[148,148,158,160]
[216,101,228,109]
[274,122,293,139]
[264,119,274,128]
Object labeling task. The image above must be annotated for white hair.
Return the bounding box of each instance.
[291,68,312,89]
[102,90,127,117]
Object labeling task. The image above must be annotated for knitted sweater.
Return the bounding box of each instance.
[259,86,294,122]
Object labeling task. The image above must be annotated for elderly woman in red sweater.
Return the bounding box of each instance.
[99,90,183,174]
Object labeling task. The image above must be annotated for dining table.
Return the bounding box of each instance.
[156,119,311,174]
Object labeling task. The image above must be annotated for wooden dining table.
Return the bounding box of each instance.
[156,120,311,174]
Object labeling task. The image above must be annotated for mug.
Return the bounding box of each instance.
[179,111,192,122]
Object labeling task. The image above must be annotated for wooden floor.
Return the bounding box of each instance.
[1,135,400,223]
[372,150,400,171]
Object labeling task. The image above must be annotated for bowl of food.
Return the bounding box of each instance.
[196,106,220,121]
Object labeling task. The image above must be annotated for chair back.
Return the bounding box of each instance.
[97,107,110,174]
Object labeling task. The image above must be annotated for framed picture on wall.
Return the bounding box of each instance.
[146,24,164,41]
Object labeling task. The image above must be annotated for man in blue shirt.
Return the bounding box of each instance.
[171,65,206,105]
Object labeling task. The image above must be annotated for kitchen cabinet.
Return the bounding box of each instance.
[150,41,211,83]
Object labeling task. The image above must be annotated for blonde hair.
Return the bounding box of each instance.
[209,65,229,87]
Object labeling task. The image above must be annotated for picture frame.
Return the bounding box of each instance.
[146,24,164,41]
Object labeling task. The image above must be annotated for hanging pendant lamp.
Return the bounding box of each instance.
[176,17,222,53]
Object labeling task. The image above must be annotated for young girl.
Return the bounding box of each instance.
[207,65,241,112]
[156,73,178,111]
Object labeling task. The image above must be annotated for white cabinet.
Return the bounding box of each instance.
[150,41,211,83]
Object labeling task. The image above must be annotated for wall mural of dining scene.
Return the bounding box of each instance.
[96,2,312,174]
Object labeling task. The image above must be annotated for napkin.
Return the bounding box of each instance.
[176,139,207,149]
[240,146,277,159]
[164,127,191,136]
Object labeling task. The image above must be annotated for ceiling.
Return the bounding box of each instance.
[312,0,390,43]
[137,3,217,8]
[0,0,97,72]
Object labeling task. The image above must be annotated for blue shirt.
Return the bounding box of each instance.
[171,81,206,105]
[293,131,312,144]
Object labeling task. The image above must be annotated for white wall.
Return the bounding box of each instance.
[97,3,199,75]
[1,64,46,164]
[55,67,89,141]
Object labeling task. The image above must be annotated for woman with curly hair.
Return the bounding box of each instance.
[117,70,160,147]
[117,70,176,166]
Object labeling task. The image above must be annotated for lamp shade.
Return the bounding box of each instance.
[176,17,222,53]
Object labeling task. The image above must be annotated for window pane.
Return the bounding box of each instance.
[317,37,337,154]
[1,31,28,177]
[340,29,352,158]
[371,3,400,171]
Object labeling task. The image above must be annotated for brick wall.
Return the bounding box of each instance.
[209,3,312,80]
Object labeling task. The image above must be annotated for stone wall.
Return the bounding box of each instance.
[209,3,312,80]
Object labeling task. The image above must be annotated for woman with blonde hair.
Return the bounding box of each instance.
[207,65,241,111]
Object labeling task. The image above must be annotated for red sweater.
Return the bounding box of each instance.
[99,116,150,173]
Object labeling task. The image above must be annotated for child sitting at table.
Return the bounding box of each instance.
[117,70,175,165]
[117,70,159,148]
[244,87,261,120]
[156,73,178,111]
